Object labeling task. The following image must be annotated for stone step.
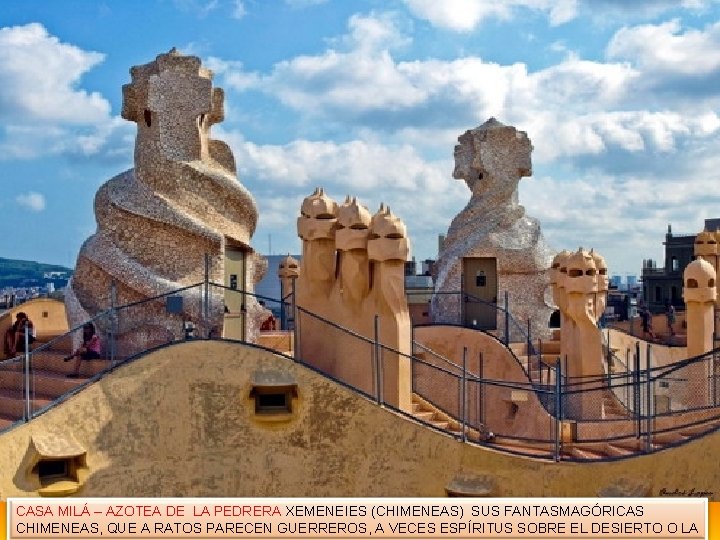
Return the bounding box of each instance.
[35,333,74,353]
[601,398,627,419]
[568,446,606,460]
[0,351,109,377]
[414,411,435,422]
[652,431,688,445]
[0,414,18,431]
[256,331,293,352]
[511,342,562,358]
[679,420,720,438]
[603,444,635,457]
[541,341,561,354]
[488,438,553,457]
[0,368,93,398]
[529,370,556,384]
[0,389,54,420]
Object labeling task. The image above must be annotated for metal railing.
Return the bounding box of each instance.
[1,274,719,462]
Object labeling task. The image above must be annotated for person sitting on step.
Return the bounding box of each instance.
[3,312,34,357]
[64,322,101,378]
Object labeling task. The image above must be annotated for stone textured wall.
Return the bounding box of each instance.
[0,340,718,499]
[66,49,265,349]
[433,119,554,340]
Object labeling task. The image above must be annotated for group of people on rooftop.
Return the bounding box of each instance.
[3,312,101,378]
[638,300,676,342]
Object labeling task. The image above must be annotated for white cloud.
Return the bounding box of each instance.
[202,9,720,273]
[219,128,450,192]
[231,0,246,20]
[16,191,46,212]
[608,19,720,76]
[0,23,109,123]
[206,56,259,91]
[217,13,720,169]
[403,0,578,31]
[172,0,219,17]
[0,23,128,160]
[214,127,470,260]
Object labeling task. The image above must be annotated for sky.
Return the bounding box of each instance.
[2,0,720,279]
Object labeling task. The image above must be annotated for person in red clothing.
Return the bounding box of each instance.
[259,301,277,331]
[64,322,102,378]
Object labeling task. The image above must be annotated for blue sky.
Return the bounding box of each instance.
[2,0,720,278]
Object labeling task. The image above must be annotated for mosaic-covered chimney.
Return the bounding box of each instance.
[66,49,265,353]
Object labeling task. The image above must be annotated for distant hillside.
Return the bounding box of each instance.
[0,257,73,288]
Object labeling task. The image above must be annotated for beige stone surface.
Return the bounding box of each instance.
[433,119,554,340]
[66,49,264,350]
[295,190,411,411]
[413,326,554,441]
[0,340,718,499]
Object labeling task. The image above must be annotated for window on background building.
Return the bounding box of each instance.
[671,286,678,302]
[672,256,679,272]
[655,286,662,302]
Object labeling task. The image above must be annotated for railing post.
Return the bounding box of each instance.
[461,347,467,442]
[374,315,382,404]
[203,253,210,332]
[606,329,612,388]
[525,319,532,383]
[554,358,562,462]
[504,291,510,346]
[460,275,465,327]
[291,278,298,361]
[280,294,286,331]
[24,323,31,421]
[709,347,720,406]
[626,348,631,408]
[645,343,653,453]
[478,352,484,428]
[537,337,543,383]
[634,341,641,438]
[110,280,117,366]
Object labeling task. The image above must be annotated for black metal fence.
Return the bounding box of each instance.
[2,276,719,463]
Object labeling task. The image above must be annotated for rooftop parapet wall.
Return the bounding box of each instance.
[0,340,718,498]
[67,49,264,349]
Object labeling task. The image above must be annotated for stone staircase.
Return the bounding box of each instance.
[411,394,456,431]
[480,412,720,461]
[255,331,294,356]
[510,337,562,384]
[0,334,110,427]
[410,394,492,441]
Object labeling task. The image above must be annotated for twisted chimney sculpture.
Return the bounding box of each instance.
[66,49,265,352]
